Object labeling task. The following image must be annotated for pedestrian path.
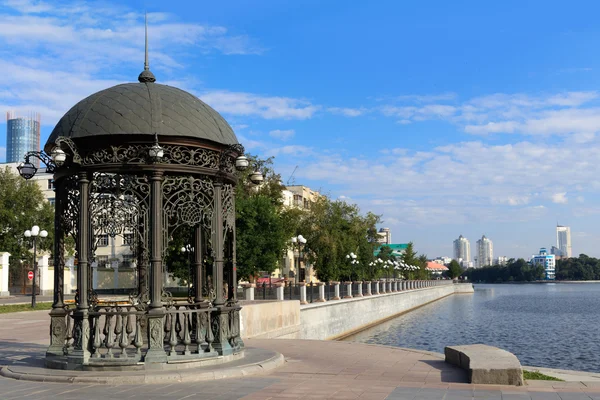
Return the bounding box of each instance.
[1,310,599,399]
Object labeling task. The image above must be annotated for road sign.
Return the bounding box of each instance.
[28,271,34,280]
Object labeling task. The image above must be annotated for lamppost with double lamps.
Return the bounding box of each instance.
[291,235,307,284]
[24,225,48,308]
[345,252,359,280]
[180,244,194,298]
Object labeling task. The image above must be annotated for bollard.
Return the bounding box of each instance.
[365,281,372,296]
[392,280,397,292]
[344,281,353,299]
[299,282,308,304]
[316,282,326,302]
[276,283,285,301]
[331,281,341,300]
[243,283,255,301]
[386,280,391,293]
[355,281,363,297]
[373,281,380,295]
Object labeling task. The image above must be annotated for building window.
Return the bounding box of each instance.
[47,179,55,190]
[97,234,109,247]
[123,233,134,246]
[95,255,109,268]
[48,198,56,205]
[122,254,135,268]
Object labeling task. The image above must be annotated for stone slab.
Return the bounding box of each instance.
[445,344,524,386]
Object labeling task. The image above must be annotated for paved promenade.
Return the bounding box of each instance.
[1,310,600,399]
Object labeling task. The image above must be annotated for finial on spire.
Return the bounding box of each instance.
[144,12,149,71]
[138,11,156,83]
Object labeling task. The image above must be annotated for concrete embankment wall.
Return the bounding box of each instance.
[240,283,473,341]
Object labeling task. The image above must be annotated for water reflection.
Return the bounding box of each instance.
[342,283,600,373]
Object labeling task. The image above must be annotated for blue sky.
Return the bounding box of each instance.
[1,0,600,260]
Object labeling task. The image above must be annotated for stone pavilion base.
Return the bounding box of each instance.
[0,347,283,384]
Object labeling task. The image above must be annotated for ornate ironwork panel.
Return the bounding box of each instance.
[162,175,215,239]
[82,144,224,170]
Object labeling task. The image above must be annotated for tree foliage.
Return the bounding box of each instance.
[0,167,54,273]
[464,258,544,283]
[447,260,463,279]
[555,254,600,280]
[235,155,291,281]
[299,198,380,282]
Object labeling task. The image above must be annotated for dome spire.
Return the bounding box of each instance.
[138,12,156,83]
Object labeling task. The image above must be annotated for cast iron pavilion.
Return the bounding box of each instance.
[18,32,258,369]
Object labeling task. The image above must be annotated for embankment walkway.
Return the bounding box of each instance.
[1,310,600,399]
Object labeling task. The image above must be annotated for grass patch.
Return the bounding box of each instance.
[0,302,53,314]
[523,370,564,381]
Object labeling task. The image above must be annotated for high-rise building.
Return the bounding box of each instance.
[495,256,508,266]
[377,228,391,244]
[453,235,471,268]
[556,225,572,258]
[475,235,493,268]
[531,248,555,280]
[6,111,40,164]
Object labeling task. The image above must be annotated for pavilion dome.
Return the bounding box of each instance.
[45,76,238,152]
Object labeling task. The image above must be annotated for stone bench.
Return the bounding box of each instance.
[444,344,524,386]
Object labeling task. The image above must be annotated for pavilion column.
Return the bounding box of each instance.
[48,177,67,358]
[68,172,91,368]
[145,170,167,363]
[193,226,204,305]
[211,181,233,356]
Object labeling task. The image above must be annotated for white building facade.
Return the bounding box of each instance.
[531,248,556,280]
[475,235,493,268]
[377,228,391,244]
[453,235,471,268]
[556,225,572,258]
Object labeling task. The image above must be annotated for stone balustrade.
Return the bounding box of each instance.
[244,279,456,303]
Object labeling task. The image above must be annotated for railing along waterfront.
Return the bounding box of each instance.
[243,279,456,302]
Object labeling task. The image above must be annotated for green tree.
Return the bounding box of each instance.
[447,260,462,279]
[0,167,54,280]
[235,155,289,282]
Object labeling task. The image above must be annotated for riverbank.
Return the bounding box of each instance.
[240,282,474,341]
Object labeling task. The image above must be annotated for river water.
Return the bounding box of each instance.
[343,283,600,373]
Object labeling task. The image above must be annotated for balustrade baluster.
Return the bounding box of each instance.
[134,316,143,356]
[64,312,73,354]
[105,314,115,358]
[119,312,129,358]
[92,315,102,358]
[182,313,191,355]
[205,311,214,352]
[195,312,204,353]
[169,312,178,356]
[126,311,134,339]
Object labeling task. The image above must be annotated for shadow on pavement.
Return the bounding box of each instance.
[0,341,47,368]
[420,359,469,383]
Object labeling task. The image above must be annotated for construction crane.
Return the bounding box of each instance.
[286,166,298,186]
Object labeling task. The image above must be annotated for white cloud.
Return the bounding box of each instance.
[200,91,319,120]
[269,129,295,140]
[0,0,265,127]
[290,137,600,227]
[327,107,367,117]
[265,145,312,158]
[551,192,568,204]
[380,91,600,137]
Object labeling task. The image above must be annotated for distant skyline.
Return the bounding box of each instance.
[0,0,599,259]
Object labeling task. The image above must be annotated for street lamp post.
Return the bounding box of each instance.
[291,235,307,284]
[181,244,193,298]
[24,225,48,308]
[345,252,359,281]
